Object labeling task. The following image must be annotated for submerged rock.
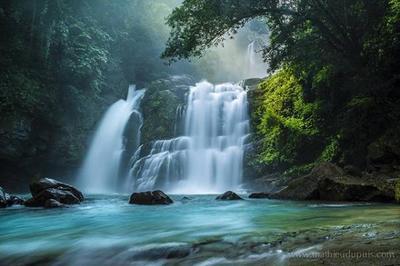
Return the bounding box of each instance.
[25,178,84,207]
[270,163,396,202]
[129,190,173,205]
[181,196,192,201]
[216,191,243,200]
[0,187,24,207]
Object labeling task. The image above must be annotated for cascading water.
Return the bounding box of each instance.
[129,81,250,194]
[246,41,267,78]
[78,85,145,193]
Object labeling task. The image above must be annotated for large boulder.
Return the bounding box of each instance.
[0,187,24,208]
[25,178,84,207]
[216,191,243,200]
[129,190,173,205]
[29,178,84,200]
[270,163,396,202]
[44,199,65,208]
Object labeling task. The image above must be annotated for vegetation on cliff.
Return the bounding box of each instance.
[164,0,400,178]
[0,0,194,189]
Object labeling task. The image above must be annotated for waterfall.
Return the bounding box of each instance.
[130,81,250,194]
[246,41,266,78]
[78,85,145,193]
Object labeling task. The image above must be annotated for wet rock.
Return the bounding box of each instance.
[181,196,192,200]
[34,188,81,205]
[0,187,24,207]
[8,195,24,205]
[25,178,84,207]
[248,192,271,199]
[216,191,243,200]
[30,178,84,201]
[271,163,395,202]
[129,190,173,205]
[24,197,42,207]
[0,187,9,208]
[44,199,65,208]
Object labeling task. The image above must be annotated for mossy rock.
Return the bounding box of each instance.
[140,76,192,145]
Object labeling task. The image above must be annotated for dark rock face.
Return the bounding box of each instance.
[0,187,25,207]
[30,178,84,200]
[25,178,84,207]
[248,192,271,199]
[216,191,243,200]
[270,163,396,202]
[129,190,173,205]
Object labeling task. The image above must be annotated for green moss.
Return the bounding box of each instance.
[253,66,320,171]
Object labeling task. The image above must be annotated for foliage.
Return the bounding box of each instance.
[0,0,195,184]
[253,66,321,172]
[164,0,400,174]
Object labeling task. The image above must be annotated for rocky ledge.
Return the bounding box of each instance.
[129,190,173,205]
[24,178,84,208]
[250,163,398,202]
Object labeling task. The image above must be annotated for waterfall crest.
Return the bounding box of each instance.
[130,81,250,194]
[78,85,145,193]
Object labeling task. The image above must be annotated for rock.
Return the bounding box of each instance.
[0,187,9,208]
[34,188,81,205]
[248,192,271,199]
[8,195,24,205]
[30,178,84,201]
[343,165,362,177]
[215,191,243,200]
[44,199,65,208]
[25,178,84,207]
[0,187,24,207]
[181,196,192,200]
[24,197,42,207]
[271,162,396,202]
[129,190,173,205]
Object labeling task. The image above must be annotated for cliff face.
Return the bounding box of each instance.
[0,93,121,192]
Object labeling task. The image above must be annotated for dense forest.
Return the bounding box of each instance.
[0,0,264,190]
[163,0,400,186]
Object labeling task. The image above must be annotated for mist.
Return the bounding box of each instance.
[120,0,268,84]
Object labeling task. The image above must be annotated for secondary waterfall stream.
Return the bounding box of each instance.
[78,85,145,193]
[129,81,250,194]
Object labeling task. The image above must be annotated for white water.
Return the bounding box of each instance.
[78,85,145,193]
[246,41,267,78]
[130,81,250,194]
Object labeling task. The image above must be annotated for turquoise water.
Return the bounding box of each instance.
[0,195,399,265]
